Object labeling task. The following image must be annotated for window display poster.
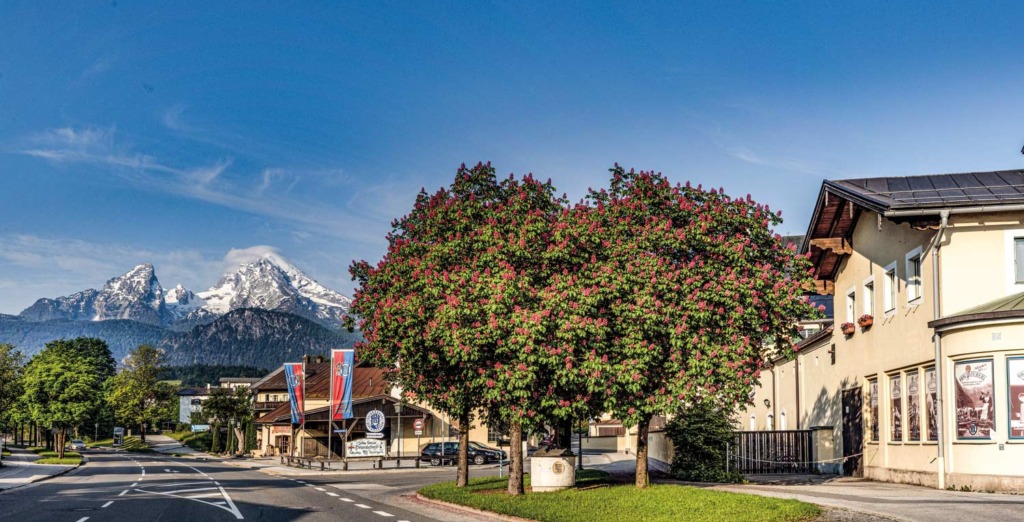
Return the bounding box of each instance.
[891,375,902,441]
[870,380,879,441]
[1008,357,1024,439]
[907,372,920,441]
[954,359,994,439]
[926,368,938,441]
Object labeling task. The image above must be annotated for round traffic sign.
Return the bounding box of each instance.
[414,418,424,430]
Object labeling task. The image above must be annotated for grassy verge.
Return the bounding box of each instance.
[419,471,819,522]
[26,446,83,465]
[88,436,154,452]
[167,430,211,452]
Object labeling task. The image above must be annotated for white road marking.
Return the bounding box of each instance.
[134,485,243,520]
[74,518,89,522]
[165,468,171,472]
[340,497,354,502]
[101,501,113,508]
[130,482,138,487]
[314,487,325,491]
[355,504,371,509]
[373,511,394,517]
[326,492,339,497]
[297,481,307,484]
[117,489,129,496]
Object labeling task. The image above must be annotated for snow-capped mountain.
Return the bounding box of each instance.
[18,253,351,330]
[197,253,351,328]
[19,263,171,326]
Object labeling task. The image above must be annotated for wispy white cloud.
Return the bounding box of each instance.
[79,55,116,81]
[723,146,825,177]
[0,234,225,313]
[17,125,388,246]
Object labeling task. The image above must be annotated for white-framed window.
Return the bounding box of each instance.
[1003,229,1024,294]
[905,246,923,303]
[883,261,897,313]
[780,411,788,430]
[750,415,756,431]
[767,414,774,430]
[1016,238,1024,284]
[862,276,875,318]
[846,287,857,323]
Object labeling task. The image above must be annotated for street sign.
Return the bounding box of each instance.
[414,429,423,436]
[333,429,346,433]
[413,419,424,430]
[366,432,384,439]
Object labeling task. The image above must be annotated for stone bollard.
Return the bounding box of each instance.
[530,448,576,492]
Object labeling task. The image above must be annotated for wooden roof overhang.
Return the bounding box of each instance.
[799,186,861,295]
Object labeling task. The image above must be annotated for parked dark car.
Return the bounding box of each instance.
[420,441,507,466]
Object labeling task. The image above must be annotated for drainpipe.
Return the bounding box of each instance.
[925,210,949,490]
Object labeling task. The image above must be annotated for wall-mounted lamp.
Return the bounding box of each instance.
[763,399,771,408]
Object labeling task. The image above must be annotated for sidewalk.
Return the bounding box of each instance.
[0,446,78,492]
[586,455,1024,522]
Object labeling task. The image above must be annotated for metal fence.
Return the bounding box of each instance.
[731,430,813,474]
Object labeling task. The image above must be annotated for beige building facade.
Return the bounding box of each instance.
[745,170,1024,491]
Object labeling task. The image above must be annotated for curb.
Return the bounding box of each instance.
[0,455,86,495]
[413,493,534,522]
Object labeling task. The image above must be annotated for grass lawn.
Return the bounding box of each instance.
[88,436,154,452]
[419,470,819,522]
[167,430,212,452]
[2,449,10,457]
[26,446,83,465]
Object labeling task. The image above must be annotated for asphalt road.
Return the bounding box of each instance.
[0,450,500,522]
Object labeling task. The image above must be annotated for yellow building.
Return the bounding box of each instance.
[746,170,1024,491]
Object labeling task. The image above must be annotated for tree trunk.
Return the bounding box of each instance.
[634,417,651,488]
[456,410,470,487]
[507,421,524,496]
[56,428,65,460]
[140,423,147,443]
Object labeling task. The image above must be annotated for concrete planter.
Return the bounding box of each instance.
[530,453,576,492]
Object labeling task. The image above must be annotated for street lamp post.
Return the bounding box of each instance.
[142,422,148,443]
[394,400,405,466]
[94,421,99,442]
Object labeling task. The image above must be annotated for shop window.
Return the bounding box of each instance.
[954,359,994,440]
[1008,357,1024,439]
[868,379,879,442]
[907,371,921,441]
[925,368,938,441]
[890,374,903,442]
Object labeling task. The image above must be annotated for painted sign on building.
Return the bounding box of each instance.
[346,438,386,457]
[890,374,902,441]
[1008,357,1024,439]
[955,359,994,439]
[907,372,920,441]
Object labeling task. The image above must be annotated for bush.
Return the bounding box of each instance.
[666,402,744,483]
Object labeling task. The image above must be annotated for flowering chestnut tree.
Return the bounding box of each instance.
[349,163,565,492]
[545,167,818,487]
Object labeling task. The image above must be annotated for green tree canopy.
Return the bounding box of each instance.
[21,338,114,458]
[546,167,818,486]
[107,345,175,442]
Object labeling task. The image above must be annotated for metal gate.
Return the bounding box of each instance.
[731,430,813,473]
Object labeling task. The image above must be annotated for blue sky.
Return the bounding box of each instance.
[2,2,1024,313]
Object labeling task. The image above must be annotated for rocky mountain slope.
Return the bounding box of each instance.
[5,253,359,367]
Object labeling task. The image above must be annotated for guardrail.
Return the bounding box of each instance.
[279,455,420,470]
